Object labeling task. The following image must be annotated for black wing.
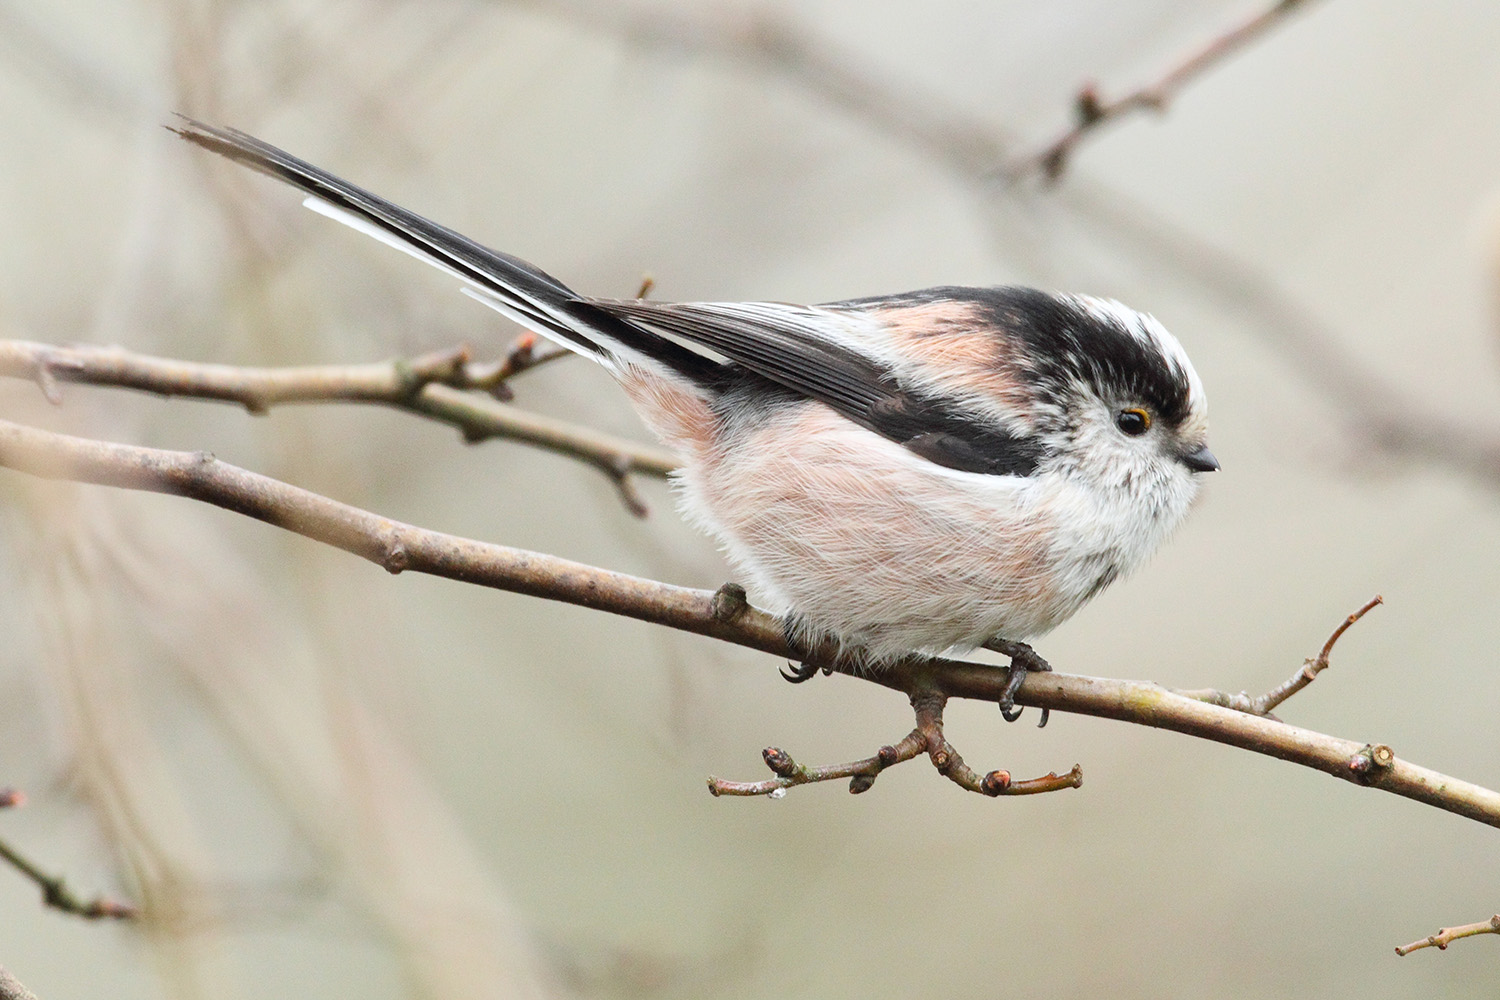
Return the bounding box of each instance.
[591,299,1044,477]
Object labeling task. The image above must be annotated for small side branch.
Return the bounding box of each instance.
[708,686,1082,798]
[1256,594,1383,713]
[708,732,926,798]
[4,339,471,411]
[452,332,571,402]
[1396,914,1500,956]
[1014,0,1319,180]
[0,788,137,921]
[1176,595,1382,716]
[0,337,677,515]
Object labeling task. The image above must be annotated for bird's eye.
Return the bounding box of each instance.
[1116,408,1151,436]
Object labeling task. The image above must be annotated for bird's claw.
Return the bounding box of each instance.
[778,613,828,684]
[780,661,817,683]
[992,640,1052,728]
[780,661,830,684]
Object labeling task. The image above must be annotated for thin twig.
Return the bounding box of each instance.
[1013,0,1319,180]
[1395,914,1500,956]
[708,731,926,797]
[0,338,678,514]
[708,688,1082,798]
[0,789,137,921]
[454,332,572,402]
[1258,594,1383,713]
[0,338,470,412]
[1176,595,1383,716]
[1,418,1497,820]
[558,2,1309,187]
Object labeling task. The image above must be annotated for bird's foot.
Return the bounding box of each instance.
[777,613,834,683]
[986,639,1053,728]
[779,661,831,683]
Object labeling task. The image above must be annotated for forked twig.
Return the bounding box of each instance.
[1257,594,1384,713]
[0,337,677,516]
[454,332,571,402]
[708,684,1083,798]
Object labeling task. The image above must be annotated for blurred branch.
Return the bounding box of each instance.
[543,1,1307,184]
[0,967,41,1000]
[1177,594,1382,715]
[0,337,676,515]
[1395,914,1500,956]
[1058,185,1500,487]
[534,1,1007,174]
[0,788,138,921]
[557,2,1500,488]
[2,418,1499,826]
[1012,0,1319,181]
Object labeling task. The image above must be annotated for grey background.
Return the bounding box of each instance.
[1,1,1497,997]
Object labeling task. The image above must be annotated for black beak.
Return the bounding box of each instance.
[1179,444,1220,473]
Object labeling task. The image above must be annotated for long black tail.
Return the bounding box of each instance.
[171,117,717,382]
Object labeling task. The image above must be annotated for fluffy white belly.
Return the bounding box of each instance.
[678,405,1154,664]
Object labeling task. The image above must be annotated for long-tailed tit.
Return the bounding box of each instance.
[174,120,1218,716]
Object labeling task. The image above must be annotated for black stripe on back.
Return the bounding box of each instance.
[594,299,1046,477]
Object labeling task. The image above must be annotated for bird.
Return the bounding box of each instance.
[173,118,1217,721]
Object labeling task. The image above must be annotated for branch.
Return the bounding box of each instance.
[1,418,1498,824]
[546,2,1008,175]
[0,338,677,515]
[1014,0,1320,180]
[553,2,1311,185]
[1176,595,1382,716]
[0,788,137,921]
[1395,914,1500,956]
[708,682,1083,798]
[466,332,572,401]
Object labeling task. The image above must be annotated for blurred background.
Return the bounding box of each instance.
[1,1,1498,997]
